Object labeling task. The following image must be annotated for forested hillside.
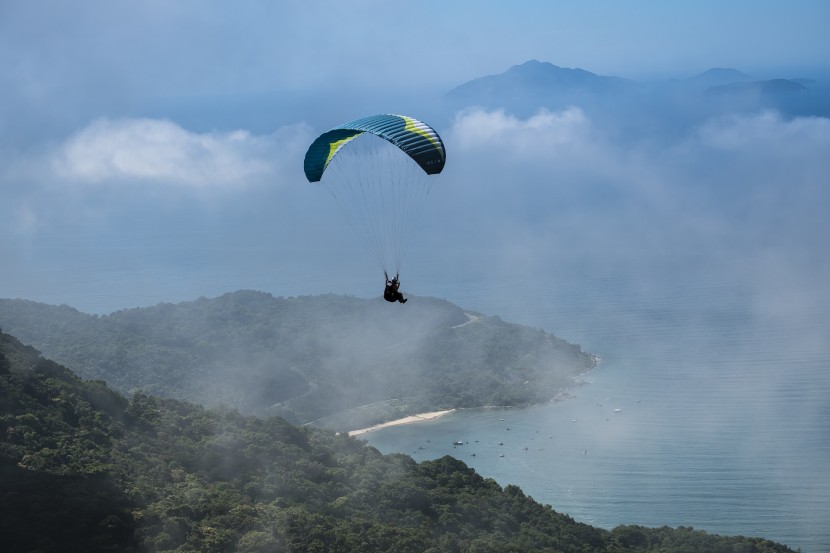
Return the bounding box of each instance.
[0,330,796,552]
[0,292,597,430]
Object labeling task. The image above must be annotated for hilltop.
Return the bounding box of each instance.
[686,67,752,85]
[0,292,597,431]
[445,59,636,102]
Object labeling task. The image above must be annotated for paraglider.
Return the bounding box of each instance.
[383,272,406,304]
[304,114,446,303]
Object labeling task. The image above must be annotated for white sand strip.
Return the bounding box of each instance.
[348,409,456,437]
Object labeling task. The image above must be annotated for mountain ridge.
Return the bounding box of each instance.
[0,291,597,431]
[445,59,636,103]
[686,67,753,85]
[441,59,823,123]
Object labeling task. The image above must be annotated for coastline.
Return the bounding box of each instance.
[343,368,598,438]
[348,409,456,437]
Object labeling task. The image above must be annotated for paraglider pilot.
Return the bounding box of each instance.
[384,272,407,304]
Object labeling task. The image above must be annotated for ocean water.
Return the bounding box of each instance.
[363,253,830,553]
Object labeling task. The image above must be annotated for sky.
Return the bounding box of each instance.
[1,0,829,319]
[2,1,828,134]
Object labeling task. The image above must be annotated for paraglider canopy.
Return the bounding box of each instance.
[304,114,446,276]
[304,114,445,182]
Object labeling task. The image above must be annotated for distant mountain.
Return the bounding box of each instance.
[441,60,828,129]
[706,78,809,97]
[445,59,636,106]
[792,77,817,87]
[685,68,808,97]
[0,292,597,430]
[686,67,752,86]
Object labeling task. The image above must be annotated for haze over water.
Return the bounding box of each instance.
[365,253,830,553]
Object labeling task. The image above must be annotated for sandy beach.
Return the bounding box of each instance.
[348,409,456,437]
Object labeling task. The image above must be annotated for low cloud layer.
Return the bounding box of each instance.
[52,118,310,190]
[1,118,313,236]
[5,107,828,248]
[450,107,595,155]
[442,107,830,247]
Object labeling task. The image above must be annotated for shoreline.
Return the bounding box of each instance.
[344,370,599,438]
[348,409,456,437]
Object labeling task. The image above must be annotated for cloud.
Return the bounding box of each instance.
[697,111,830,152]
[434,106,830,270]
[0,117,316,237]
[441,106,620,219]
[50,118,311,191]
[449,107,595,157]
[446,106,830,209]
[689,111,830,196]
[440,107,659,236]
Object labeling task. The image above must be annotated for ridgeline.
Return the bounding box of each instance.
[0,292,597,431]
